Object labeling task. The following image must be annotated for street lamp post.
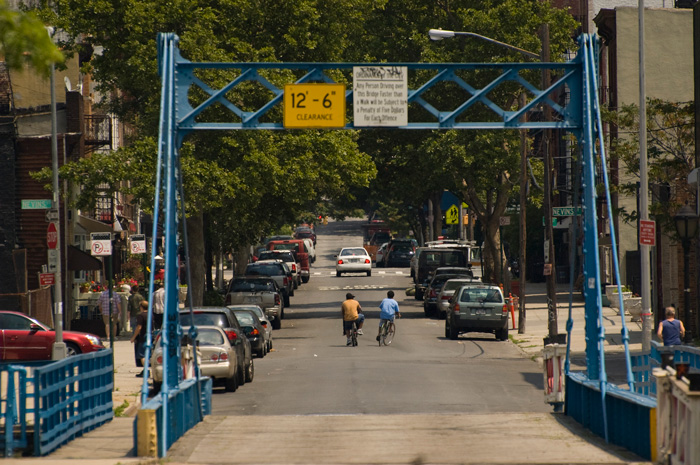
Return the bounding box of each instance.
[428,28,545,335]
[674,205,698,341]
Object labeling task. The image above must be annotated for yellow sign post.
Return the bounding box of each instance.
[284,84,346,128]
[446,204,459,225]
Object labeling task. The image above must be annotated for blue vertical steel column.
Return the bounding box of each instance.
[580,35,603,381]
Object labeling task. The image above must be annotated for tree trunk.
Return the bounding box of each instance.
[187,212,206,306]
[233,247,250,277]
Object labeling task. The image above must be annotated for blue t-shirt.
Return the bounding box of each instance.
[379,298,400,320]
[662,319,682,346]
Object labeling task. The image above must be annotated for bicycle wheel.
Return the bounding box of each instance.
[383,322,395,345]
[351,322,358,347]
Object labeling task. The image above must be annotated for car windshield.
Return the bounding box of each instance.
[246,264,282,276]
[234,312,255,326]
[271,243,299,252]
[340,248,367,256]
[230,280,275,292]
[459,288,503,303]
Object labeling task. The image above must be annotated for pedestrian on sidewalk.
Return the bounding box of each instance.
[152,281,165,331]
[657,306,686,346]
[127,284,145,331]
[98,282,121,341]
[130,300,149,376]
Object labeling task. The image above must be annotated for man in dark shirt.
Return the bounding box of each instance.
[657,306,686,346]
[130,300,149,376]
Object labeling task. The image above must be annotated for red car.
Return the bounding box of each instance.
[0,311,105,361]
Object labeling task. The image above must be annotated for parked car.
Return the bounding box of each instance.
[445,284,508,341]
[257,250,301,289]
[178,307,254,387]
[0,310,105,360]
[230,308,267,358]
[228,304,273,353]
[224,277,284,329]
[245,260,293,307]
[294,226,316,245]
[375,242,389,267]
[266,239,311,283]
[335,247,372,277]
[414,249,469,300]
[437,277,483,318]
[151,326,239,392]
[385,241,416,268]
[365,230,392,262]
[423,273,478,317]
[302,238,316,263]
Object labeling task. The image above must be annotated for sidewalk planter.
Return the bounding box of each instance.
[179,286,188,303]
[624,297,643,321]
[605,285,632,310]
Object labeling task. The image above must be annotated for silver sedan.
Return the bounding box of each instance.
[335,247,372,277]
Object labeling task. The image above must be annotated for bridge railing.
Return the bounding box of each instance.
[0,349,114,457]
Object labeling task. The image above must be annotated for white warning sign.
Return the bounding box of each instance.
[353,66,408,127]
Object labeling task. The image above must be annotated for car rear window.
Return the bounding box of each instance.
[233,312,255,326]
[341,248,367,256]
[459,288,503,303]
[197,328,225,346]
[180,313,228,327]
[271,243,299,253]
[245,264,282,276]
[259,252,293,262]
[391,245,413,253]
[230,279,275,292]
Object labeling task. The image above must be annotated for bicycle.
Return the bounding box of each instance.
[350,321,359,347]
[378,319,395,346]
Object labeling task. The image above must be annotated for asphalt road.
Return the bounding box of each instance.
[211,218,550,416]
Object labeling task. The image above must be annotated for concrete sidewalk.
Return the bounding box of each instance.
[4,282,653,464]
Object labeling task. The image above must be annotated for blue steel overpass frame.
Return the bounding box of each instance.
[146,32,642,455]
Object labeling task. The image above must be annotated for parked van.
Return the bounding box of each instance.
[413,248,469,300]
[266,239,310,283]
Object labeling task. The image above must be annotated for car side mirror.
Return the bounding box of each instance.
[29,323,42,332]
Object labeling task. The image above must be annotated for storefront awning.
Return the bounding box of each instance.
[67,245,103,271]
[77,215,113,234]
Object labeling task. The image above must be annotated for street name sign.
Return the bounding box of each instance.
[353,66,407,127]
[90,232,112,256]
[130,234,146,254]
[552,206,582,216]
[640,220,656,246]
[283,83,345,128]
[47,222,58,249]
[21,199,52,209]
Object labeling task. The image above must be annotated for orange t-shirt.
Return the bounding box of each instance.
[341,299,362,321]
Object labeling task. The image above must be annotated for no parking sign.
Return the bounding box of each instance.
[90,232,112,256]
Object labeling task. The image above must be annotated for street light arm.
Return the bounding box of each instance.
[428,29,540,60]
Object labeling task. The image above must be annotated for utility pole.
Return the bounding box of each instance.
[519,93,528,333]
[639,0,652,351]
[49,34,66,360]
[541,24,558,339]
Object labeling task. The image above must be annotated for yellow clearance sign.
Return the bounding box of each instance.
[283,84,346,128]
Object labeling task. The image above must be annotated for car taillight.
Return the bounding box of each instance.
[251,328,260,336]
[226,330,237,341]
[429,289,437,298]
[292,264,297,272]
[275,294,280,305]
[338,259,344,264]
[364,259,370,264]
[211,352,228,362]
[453,304,460,314]
[502,304,508,313]
[283,276,289,286]
[441,295,451,300]
[261,322,268,328]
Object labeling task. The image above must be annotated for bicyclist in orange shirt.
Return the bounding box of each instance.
[341,292,365,346]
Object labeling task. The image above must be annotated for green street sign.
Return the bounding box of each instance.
[552,206,582,216]
[21,199,52,209]
[542,217,558,226]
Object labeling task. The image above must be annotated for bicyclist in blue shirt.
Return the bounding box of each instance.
[376,290,401,341]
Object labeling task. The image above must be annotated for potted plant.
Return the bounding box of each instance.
[606,285,632,309]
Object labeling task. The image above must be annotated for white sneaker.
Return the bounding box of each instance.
[357,329,363,335]
[346,338,352,346]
